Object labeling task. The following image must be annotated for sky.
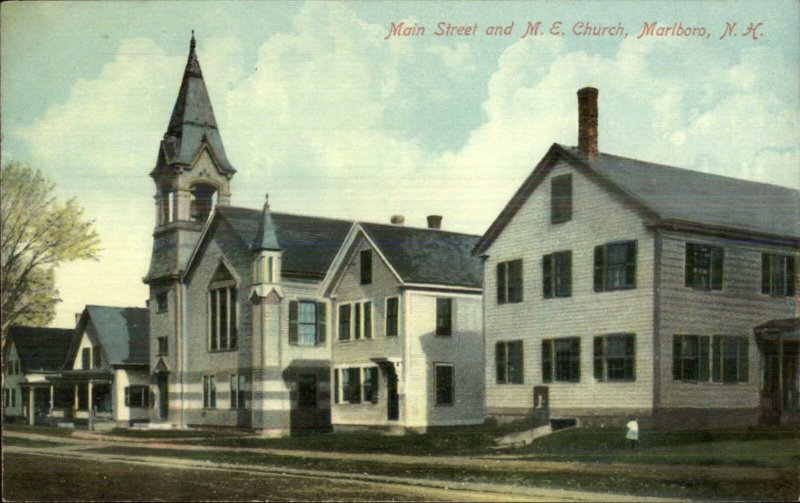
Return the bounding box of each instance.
[1,1,798,328]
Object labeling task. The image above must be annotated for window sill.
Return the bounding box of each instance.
[497,382,525,385]
[207,348,238,353]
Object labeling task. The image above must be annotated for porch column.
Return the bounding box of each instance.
[73,384,79,412]
[27,387,35,425]
[49,386,54,413]
[778,333,784,414]
[88,381,94,413]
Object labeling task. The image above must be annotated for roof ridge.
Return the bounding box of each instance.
[558,143,799,193]
[360,221,480,238]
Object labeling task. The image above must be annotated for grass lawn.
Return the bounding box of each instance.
[83,444,799,501]
[519,426,800,468]
[2,436,69,448]
[3,424,75,437]
[102,428,241,439]
[188,418,544,454]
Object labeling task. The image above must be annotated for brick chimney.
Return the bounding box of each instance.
[577,87,598,160]
[427,215,442,229]
[390,215,405,225]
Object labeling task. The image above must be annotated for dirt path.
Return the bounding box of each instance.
[8,430,786,483]
[4,444,675,502]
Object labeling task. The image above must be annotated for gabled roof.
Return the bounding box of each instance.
[150,34,234,176]
[71,305,150,366]
[360,222,482,288]
[474,144,800,255]
[5,326,75,373]
[196,206,353,280]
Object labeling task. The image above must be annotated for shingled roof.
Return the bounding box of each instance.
[361,223,482,288]
[6,326,75,373]
[150,33,234,176]
[71,306,150,366]
[474,143,800,255]
[213,206,353,279]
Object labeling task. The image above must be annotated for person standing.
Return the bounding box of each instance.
[626,418,639,448]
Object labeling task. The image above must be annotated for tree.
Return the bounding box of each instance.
[1,162,100,342]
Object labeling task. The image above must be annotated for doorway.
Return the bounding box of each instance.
[157,373,169,421]
[387,369,399,421]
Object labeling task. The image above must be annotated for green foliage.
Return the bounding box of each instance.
[0,162,99,339]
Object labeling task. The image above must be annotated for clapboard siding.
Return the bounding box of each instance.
[406,291,484,427]
[331,237,404,426]
[656,232,799,410]
[484,160,656,415]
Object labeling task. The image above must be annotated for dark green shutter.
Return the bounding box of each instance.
[542,254,553,298]
[563,251,572,297]
[316,302,327,345]
[711,247,723,290]
[364,302,372,338]
[786,256,795,296]
[698,336,710,382]
[672,336,682,380]
[334,369,339,404]
[496,263,506,303]
[738,339,749,382]
[593,337,604,381]
[712,336,721,382]
[625,241,637,288]
[686,244,696,287]
[594,246,604,292]
[288,301,298,345]
[509,259,523,303]
[761,254,771,294]
[496,342,506,384]
[542,340,553,383]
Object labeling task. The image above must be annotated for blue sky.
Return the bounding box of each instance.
[2,1,798,327]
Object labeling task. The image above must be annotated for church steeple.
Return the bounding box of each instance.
[152,33,235,177]
[146,33,237,283]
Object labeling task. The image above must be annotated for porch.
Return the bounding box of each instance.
[755,318,800,424]
[46,369,114,427]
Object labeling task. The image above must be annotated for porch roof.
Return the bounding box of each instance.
[46,369,114,383]
[754,318,800,342]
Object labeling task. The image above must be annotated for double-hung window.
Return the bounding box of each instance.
[497,259,523,304]
[685,243,724,290]
[338,302,372,341]
[594,241,636,291]
[543,251,572,298]
[551,174,573,224]
[156,292,168,313]
[82,348,91,369]
[360,250,372,285]
[208,286,237,350]
[496,340,524,384]
[125,386,149,408]
[157,337,169,356]
[340,368,361,403]
[93,348,102,369]
[673,335,748,383]
[435,298,452,336]
[289,301,327,346]
[230,374,246,409]
[338,304,351,341]
[434,363,454,405]
[363,367,379,403]
[385,297,399,336]
[203,375,217,408]
[542,338,580,382]
[593,334,635,381]
[762,253,795,297]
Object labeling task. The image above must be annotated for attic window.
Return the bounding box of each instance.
[191,183,218,223]
[160,189,176,225]
[156,292,168,313]
[551,174,573,224]
[360,250,372,285]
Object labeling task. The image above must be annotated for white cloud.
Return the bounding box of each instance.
[9,3,798,326]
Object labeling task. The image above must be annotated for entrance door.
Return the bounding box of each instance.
[761,341,799,422]
[157,373,169,421]
[387,369,399,421]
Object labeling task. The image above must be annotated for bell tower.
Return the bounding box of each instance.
[144,33,236,426]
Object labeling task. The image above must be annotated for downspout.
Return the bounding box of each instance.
[180,280,188,428]
[652,230,662,420]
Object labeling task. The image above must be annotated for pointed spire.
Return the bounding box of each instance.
[254,193,281,251]
[152,32,235,176]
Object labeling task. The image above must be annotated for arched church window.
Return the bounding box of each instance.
[191,183,218,223]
